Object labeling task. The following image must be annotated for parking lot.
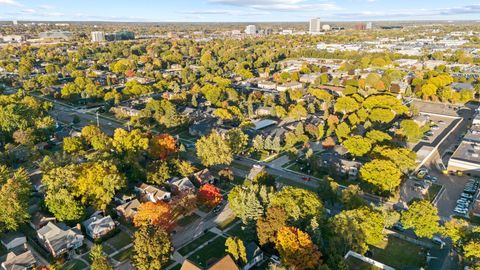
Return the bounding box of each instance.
[426,163,472,219]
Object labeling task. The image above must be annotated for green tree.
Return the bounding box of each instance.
[0,167,31,232]
[74,161,126,210]
[442,218,469,245]
[372,146,416,174]
[334,96,360,115]
[63,136,84,154]
[225,128,249,154]
[225,237,247,265]
[366,130,392,143]
[331,207,385,254]
[401,200,440,238]
[147,162,171,185]
[228,185,270,223]
[369,108,395,124]
[335,122,351,142]
[360,159,401,193]
[196,132,233,166]
[45,188,85,222]
[270,187,323,222]
[90,244,113,270]
[133,225,173,270]
[340,185,366,210]
[399,120,423,143]
[343,136,372,157]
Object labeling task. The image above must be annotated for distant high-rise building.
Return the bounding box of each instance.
[366,22,373,30]
[91,31,105,42]
[309,17,321,34]
[354,23,367,31]
[245,25,257,35]
[12,20,18,26]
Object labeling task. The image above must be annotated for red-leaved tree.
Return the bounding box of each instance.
[198,184,222,208]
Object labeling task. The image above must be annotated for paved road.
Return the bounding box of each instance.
[32,93,127,136]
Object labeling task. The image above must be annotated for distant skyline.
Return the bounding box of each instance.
[1,0,480,22]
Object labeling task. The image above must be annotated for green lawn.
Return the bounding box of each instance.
[59,259,88,270]
[275,176,318,192]
[187,236,227,268]
[226,222,251,242]
[426,184,443,202]
[345,256,381,270]
[112,247,133,262]
[0,244,7,257]
[177,231,217,256]
[369,236,426,269]
[177,213,201,227]
[104,231,132,250]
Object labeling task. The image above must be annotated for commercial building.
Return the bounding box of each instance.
[91,31,105,42]
[245,25,257,35]
[1,35,24,43]
[309,17,321,34]
[448,108,480,176]
[39,31,73,40]
[105,31,135,41]
[366,22,373,30]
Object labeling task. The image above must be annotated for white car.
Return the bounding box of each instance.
[270,255,281,265]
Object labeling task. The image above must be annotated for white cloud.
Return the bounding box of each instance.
[209,0,339,12]
[0,0,21,7]
[333,4,480,19]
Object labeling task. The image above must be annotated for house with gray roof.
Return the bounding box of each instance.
[1,249,37,270]
[82,214,116,240]
[36,222,83,258]
[0,232,26,251]
[169,177,196,194]
[116,199,140,222]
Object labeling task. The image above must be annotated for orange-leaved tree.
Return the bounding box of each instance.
[149,134,178,160]
[275,226,322,270]
[134,201,174,231]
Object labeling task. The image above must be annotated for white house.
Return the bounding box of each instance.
[136,183,171,202]
[0,232,26,251]
[83,214,116,239]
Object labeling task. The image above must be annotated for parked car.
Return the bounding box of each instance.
[392,222,405,232]
[432,237,446,248]
[270,255,281,265]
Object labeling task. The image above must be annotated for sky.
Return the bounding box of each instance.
[1,0,480,22]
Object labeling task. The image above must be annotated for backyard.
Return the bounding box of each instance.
[177,231,217,256]
[186,236,227,268]
[369,236,427,269]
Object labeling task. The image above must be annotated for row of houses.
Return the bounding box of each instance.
[116,169,215,222]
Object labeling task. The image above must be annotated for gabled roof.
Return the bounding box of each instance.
[0,232,24,246]
[208,255,239,270]
[180,260,202,270]
[192,169,214,184]
[2,250,37,270]
[116,199,140,218]
[83,215,115,235]
[169,177,196,192]
[37,222,83,254]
